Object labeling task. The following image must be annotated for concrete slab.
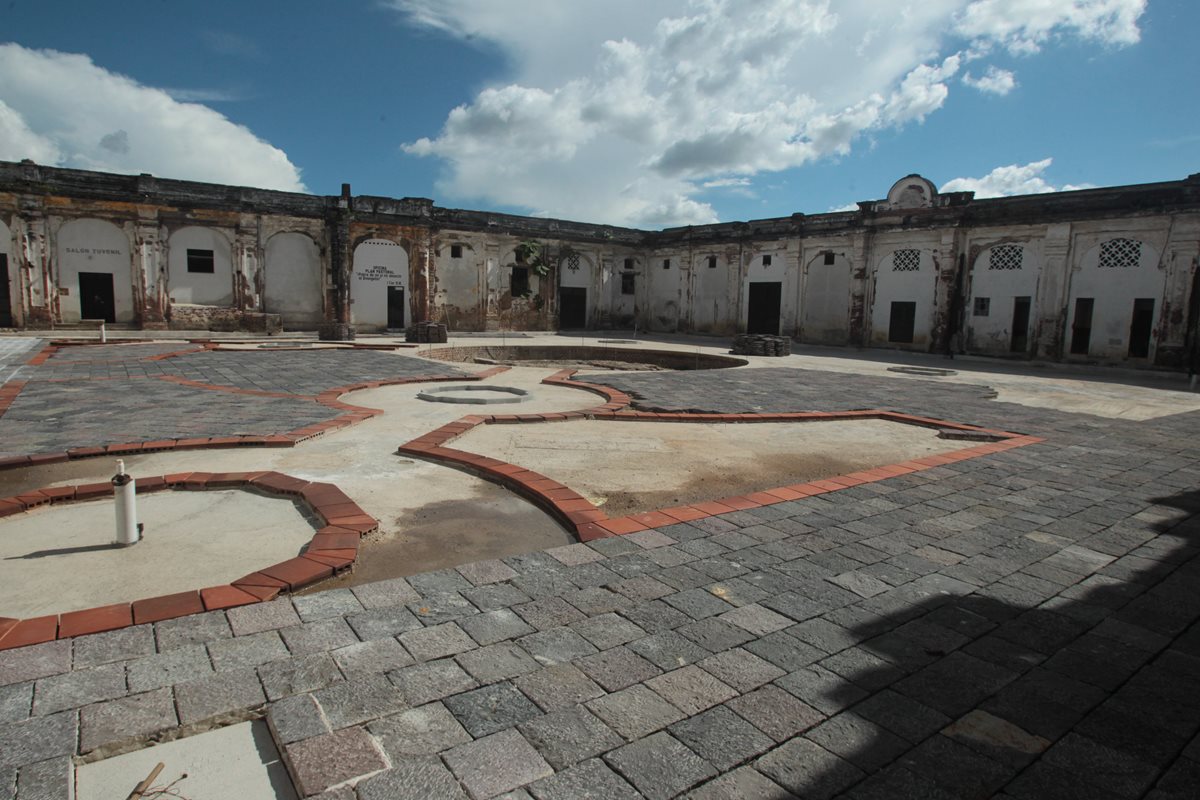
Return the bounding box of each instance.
[0,491,315,618]
[75,719,296,800]
[452,418,977,517]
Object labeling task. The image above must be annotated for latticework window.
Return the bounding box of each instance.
[893,249,920,272]
[1099,238,1141,268]
[565,252,581,272]
[988,244,1023,271]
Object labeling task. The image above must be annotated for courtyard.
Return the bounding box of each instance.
[0,332,1197,799]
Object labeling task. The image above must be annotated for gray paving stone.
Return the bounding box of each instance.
[444,728,554,800]
[587,536,643,557]
[0,641,71,687]
[547,543,608,566]
[519,706,624,770]
[0,711,76,770]
[458,558,520,585]
[226,598,301,636]
[610,576,675,601]
[313,674,407,729]
[806,710,912,771]
[646,665,737,715]
[444,681,542,737]
[0,681,31,726]
[606,731,716,800]
[292,588,364,622]
[32,663,126,716]
[576,646,663,692]
[388,658,479,706]
[409,591,480,625]
[625,529,678,549]
[620,600,693,633]
[677,618,755,653]
[757,737,865,800]
[587,684,685,740]
[726,684,826,742]
[258,653,343,701]
[570,612,645,650]
[775,664,870,715]
[345,605,423,640]
[664,588,736,619]
[279,618,359,656]
[350,576,421,609]
[852,688,952,744]
[684,766,795,800]
[400,622,477,662]
[528,757,641,800]
[72,625,154,668]
[627,631,711,671]
[743,630,825,671]
[409,568,474,596]
[266,693,330,745]
[458,642,541,684]
[462,583,534,612]
[819,646,906,691]
[515,664,604,712]
[669,705,776,771]
[357,757,467,799]
[461,608,536,646]
[697,648,785,693]
[175,667,267,725]
[287,726,389,797]
[896,734,1016,799]
[14,755,72,800]
[367,701,472,758]
[126,644,214,692]
[519,627,598,665]
[155,610,232,652]
[515,597,587,630]
[331,638,413,680]
[78,688,177,753]
[208,630,288,671]
[717,603,794,636]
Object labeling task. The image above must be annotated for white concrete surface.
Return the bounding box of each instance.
[76,720,297,800]
[0,490,316,618]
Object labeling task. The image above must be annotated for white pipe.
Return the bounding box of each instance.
[99,322,107,344]
[113,459,139,546]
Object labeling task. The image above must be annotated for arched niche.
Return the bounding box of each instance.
[56,218,134,323]
[166,226,234,306]
[351,239,410,329]
[265,232,324,329]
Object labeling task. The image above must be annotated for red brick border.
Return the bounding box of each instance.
[397,369,1044,543]
[0,470,378,650]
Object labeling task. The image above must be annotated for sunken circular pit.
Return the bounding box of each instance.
[426,345,747,371]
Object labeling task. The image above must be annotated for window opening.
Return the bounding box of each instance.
[707,255,717,269]
[621,272,635,295]
[973,297,990,317]
[824,252,836,265]
[662,259,671,270]
[888,301,916,343]
[762,254,773,267]
[1099,238,1141,268]
[988,245,1023,270]
[624,258,634,270]
[511,267,530,297]
[1010,297,1031,353]
[450,244,463,258]
[893,249,920,272]
[186,249,215,274]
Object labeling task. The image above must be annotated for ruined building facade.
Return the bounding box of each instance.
[2,160,1198,368]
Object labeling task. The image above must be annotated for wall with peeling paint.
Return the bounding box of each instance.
[264,232,324,328]
[54,217,136,323]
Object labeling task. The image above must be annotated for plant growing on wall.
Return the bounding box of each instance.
[515,240,551,277]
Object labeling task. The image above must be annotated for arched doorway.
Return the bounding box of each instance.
[56,219,134,323]
[351,239,409,330]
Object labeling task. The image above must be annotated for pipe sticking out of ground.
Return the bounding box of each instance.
[112,459,140,546]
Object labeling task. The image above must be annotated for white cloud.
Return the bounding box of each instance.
[962,66,1017,95]
[0,44,305,192]
[395,0,1144,226]
[941,158,1093,197]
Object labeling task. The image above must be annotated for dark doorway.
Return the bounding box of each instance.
[0,254,11,327]
[747,282,782,335]
[386,286,405,329]
[1010,296,1031,353]
[1128,298,1155,358]
[888,301,916,344]
[559,287,587,329]
[1070,297,1094,355]
[79,272,115,323]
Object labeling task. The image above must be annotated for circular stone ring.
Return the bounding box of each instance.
[416,385,533,404]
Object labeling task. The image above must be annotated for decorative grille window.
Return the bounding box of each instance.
[988,244,1023,271]
[1099,238,1141,268]
[565,253,581,272]
[893,249,920,272]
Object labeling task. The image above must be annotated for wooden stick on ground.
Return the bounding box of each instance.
[127,762,165,800]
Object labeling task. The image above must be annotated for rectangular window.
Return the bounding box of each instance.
[511,266,530,297]
[186,249,215,274]
[973,297,990,317]
[824,251,836,265]
[621,272,635,295]
[662,259,671,270]
[762,254,772,266]
[450,244,463,259]
[624,258,634,270]
[707,255,717,269]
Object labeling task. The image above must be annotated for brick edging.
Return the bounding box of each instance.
[0,471,378,651]
[396,373,1044,543]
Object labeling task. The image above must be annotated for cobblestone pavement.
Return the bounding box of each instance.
[0,346,468,457]
[1,357,1198,798]
[0,339,40,385]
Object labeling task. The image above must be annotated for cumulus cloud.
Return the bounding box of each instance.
[395,0,1145,226]
[962,66,1017,95]
[941,158,1093,197]
[0,44,305,191]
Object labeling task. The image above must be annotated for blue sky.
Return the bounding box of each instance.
[1,1,1196,227]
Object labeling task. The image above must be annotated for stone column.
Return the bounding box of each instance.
[1036,223,1073,360]
[133,214,166,327]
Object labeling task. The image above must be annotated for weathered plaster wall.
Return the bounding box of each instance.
[166,225,234,306]
[800,247,852,344]
[869,244,938,349]
[964,234,1043,356]
[54,217,136,323]
[264,231,324,328]
[351,238,410,330]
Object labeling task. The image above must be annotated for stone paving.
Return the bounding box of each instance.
[0,345,1198,798]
